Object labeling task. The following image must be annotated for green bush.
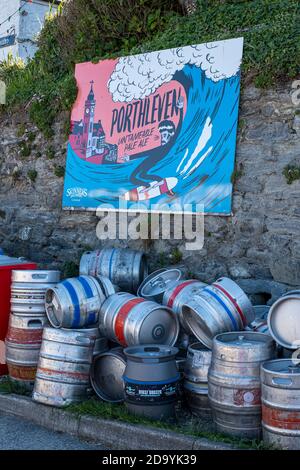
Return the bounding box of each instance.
[283,164,300,184]
[27,169,38,182]
[0,0,298,136]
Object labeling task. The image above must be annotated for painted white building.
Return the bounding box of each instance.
[0,0,60,62]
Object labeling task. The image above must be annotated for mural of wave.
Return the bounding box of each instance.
[63,39,243,214]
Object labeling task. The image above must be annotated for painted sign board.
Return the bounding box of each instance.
[0,34,16,49]
[63,37,244,214]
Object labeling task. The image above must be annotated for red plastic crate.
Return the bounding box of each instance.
[0,258,37,375]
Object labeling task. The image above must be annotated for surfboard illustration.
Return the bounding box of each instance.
[123,177,178,202]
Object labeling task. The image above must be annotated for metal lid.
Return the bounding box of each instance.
[124,344,178,360]
[268,295,300,349]
[12,270,61,283]
[215,331,272,347]
[262,358,300,375]
[90,348,126,403]
[137,304,179,346]
[137,268,167,297]
[213,331,275,362]
[139,269,182,301]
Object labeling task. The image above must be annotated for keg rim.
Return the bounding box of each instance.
[139,268,182,300]
[124,343,178,360]
[181,304,213,349]
[261,358,300,375]
[133,252,148,293]
[45,289,62,328]
[138,305,180,347]
[90,350,126,403]
[137,268,168,297]
[12,270,61,283]
[188,341,211,353]
[268,295,300,350]
[214,330,274,346]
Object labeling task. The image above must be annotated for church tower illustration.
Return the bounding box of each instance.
[70,81,118,163]
[83,81,96,158]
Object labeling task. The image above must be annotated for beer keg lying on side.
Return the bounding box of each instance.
[123,345,179,420]
[45,275,114,329]
[162,279,207,331]
[184,342,212,416]
[261,359,300,450]
[182,277,255,348]
[99,292,179,347]
[208,331,276,439]
[80,248,148,293]
[91,347,126,403]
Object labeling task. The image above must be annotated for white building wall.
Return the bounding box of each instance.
[0,0,21,61]
[0,0,57,62]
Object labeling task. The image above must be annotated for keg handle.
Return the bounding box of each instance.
[31,273,50,280]
[28,320,43,328]
[272,377,293,386]
[76,336,93,346]
[149,277,167,290]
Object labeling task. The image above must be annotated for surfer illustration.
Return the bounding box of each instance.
[129,96,184,190]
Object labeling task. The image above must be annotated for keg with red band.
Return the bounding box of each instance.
[114,298,146,346]
[167,280,199,309]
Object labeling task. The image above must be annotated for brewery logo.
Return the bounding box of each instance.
[66,187,88,200]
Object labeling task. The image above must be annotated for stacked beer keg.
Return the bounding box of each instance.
[5,270,60,388]
[33,274,115,406]
[5,247,300,447]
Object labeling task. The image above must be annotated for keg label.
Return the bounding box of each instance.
[124,380,178,403]
[234,388,261,406]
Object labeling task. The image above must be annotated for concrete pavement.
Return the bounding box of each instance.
[0,411,104,450]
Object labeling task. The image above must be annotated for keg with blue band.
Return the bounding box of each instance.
[203,287,238,330]
[62,277,97,328]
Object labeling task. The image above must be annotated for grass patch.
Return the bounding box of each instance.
[54,165,65,178]
[283,164,300,184]
[170,247,183,264]
[27,169,38,183]
[0,378,275,450]
[68,398,273,450]
[62,260,79,278]
[0,377,31,397]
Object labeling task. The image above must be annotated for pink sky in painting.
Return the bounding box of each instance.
[71,60,186,157]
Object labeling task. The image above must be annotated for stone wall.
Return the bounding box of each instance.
[0,82,299,303]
